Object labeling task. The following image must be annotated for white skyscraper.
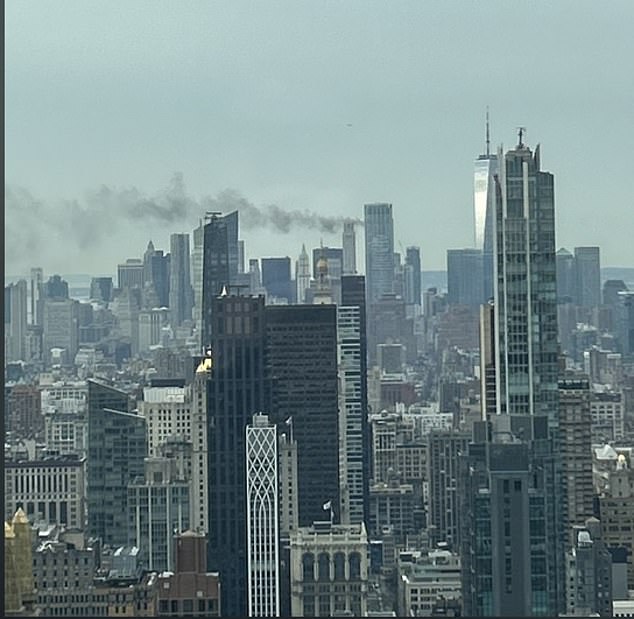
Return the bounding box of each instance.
[473,112,498,301]
[295,244,311,304]
[337,305,365,525]
[246,414,280,617]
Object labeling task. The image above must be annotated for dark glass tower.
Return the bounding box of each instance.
[201,214,231,349]
[86,380,147,547]
[265,304,340,526]
[206,294,268,617]
[169,233,193,326]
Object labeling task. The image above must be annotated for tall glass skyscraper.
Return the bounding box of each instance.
[474,116,498,301]
[364,203,394,304]
[462,137,564,617]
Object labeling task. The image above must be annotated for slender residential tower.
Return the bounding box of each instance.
[246,414,280,617]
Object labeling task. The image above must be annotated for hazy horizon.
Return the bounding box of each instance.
[6,1,634,275]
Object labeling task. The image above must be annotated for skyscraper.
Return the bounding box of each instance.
[404,246,422,308]
[87,380,147,547]
[169,233,193,326]
[474,115,499,301]
[266,305,340,527]
[462,136,563,616]
[206,295,268,617]
[261,257,293,303]
[295,245,311,304]
[364,203,394,304]
[5,280,28,363]
[30,267,43,325]
[574,246,601,309]
[246,414,280,617]
[337,305,365,525]
[447,248,484,307]
[201,213,231,348]
[342,221,357,275]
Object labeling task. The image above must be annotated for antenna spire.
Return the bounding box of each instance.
[485,107,490,157]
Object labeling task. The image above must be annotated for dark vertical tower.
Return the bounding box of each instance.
[201,214,231,349]
[206,295,268,617]
[261,257,293,302]
[86,380,147,547]
[404,246,422,307]
[341,275,370,525]
[447,248,484,307]
[266,305,340,526]
[574,246,601,309]
[169,233,193,326]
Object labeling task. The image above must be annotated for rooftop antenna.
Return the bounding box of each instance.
[485,107,490,157]
[517,126,526,149]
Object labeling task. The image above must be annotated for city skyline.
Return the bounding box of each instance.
[6,1,634,275]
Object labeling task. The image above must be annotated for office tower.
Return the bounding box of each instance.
[296,244,311,304]
[427,430,469,550]
[30,267,43,325]
[574,246,601,309]
[4,453,86,528]
[556,248,576,303]
[565,517,613,617]
[364,203,395,304]
[118,259,145,290]
[603,279,628,308]
[262,257,293,302]
[169,234,194,326]
[142,247,170,308]
[559,375,595,544]
[192,220,204,335]
[290,521,368,617]
[158,531,221,617]
[616,290,634,356]
[337,305,365,525]
[207,295,268,617]
[447,248,484,307]
[201,213,232,348]
[128,457,190,571]
[342,221,357,275]
[87,380,147,547]
[42,297,80,363]
[480,301,497,419]
[462,138,563,617]
[246,414,280,617]
[341,275,370,511]
[90,276,113,304]
[474,117,499,301]
[461,422,562,617]
[7,383,43,439]
[597,449,634,589]
[266,305,340,527]
[404,246,422,307]
[278,430,299,618]
[42,274,69,299]
[5,280,28,362]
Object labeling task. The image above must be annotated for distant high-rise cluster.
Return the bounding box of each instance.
[5,124,633,619]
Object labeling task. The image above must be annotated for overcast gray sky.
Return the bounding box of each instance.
[6,0,634,277]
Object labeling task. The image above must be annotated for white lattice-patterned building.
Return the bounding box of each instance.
[246,414,280,617]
